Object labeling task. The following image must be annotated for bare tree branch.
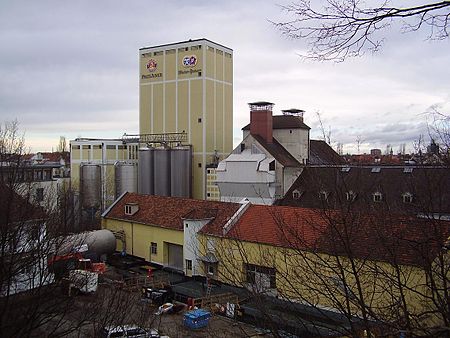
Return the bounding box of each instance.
[273,1,450,61]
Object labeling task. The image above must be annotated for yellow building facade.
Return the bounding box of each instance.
[139,39,233,199]
[103,218,184,267]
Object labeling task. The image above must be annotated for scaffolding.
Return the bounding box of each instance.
[122,132,188,146]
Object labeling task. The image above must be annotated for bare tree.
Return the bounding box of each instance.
[57,136,68,153]
[273,1,450,61]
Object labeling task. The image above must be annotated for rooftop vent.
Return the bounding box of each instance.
[282,108,305,119]
[371,167,381,173]
[403,167,413,173]
[341,167,351,173]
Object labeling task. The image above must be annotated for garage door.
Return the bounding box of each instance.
[167,243,183,271]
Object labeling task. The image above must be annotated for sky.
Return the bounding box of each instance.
[1,0,449,154]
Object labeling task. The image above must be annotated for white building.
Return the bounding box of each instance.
[216,102,310,205]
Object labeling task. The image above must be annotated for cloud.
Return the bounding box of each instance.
[0,0,449,152]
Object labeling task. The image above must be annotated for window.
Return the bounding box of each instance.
[125,205,132,215]
[72,145,80,150]
[269,160,275,171]
[346,191,357,201]
[292,190,302,200]
[319,190,329,201]
[208,264,214,275]
[403,167,413,173]
[373,192,383,202]
[151,242,157,255]
[198,163,202,168]
[186,259,192,271]
[371,167,381,173]
[244,263,276,289]
[198,117,202,123]
[198,71,202,76]
[402,192,413,203]
[240,143,245,152]
[35,188,44,202]
[106,145,116,150]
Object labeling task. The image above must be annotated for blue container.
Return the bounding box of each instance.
[183,309,211,329]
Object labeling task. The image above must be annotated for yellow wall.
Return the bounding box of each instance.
[198,234,440,327]
[103,218,183,265]
[139,40,233,199]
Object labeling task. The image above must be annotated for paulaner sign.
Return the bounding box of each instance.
[142,59,163,79]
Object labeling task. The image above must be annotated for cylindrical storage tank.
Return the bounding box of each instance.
[80,164,101,209]
[115,162,137,199]
[153,147,171,196]
[138,147,154,195]
[170,146,192,197]
[58,229,116,257]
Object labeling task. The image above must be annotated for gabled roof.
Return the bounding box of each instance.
[203,204,450,267]
[104,193,241,231]
[252,135,300,167]
[242,115,310,131]
[310,140,346,165]
[278,166,450,214]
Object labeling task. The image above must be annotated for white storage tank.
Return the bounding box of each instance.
[170,146,192,197]
[138,147,154,195]
[80,164,101,209]
[115,162,137,199]
[154,147,171,196]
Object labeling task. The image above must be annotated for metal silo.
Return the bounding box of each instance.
[153,147,171,196]
[80,164,101,209]
[170,146,192,197]
[138,147,154,195]
[115,162,137,199]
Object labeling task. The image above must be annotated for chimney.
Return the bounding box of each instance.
[249,101,274,143]
[282,108,305,121]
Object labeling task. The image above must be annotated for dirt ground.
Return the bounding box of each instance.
[153,311,272,338]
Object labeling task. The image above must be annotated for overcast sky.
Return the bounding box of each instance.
[1,1,449,154]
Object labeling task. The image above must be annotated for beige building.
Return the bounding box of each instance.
[70,138,139,211]
[139,39,233,199]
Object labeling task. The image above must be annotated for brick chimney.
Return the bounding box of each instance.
[249,101,274,143]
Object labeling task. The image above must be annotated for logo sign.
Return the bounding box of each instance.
[146,59,158,72]
[183,55,197,67]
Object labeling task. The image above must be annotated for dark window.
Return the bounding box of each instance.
[373,192,383,202]
[207,193,211,197]
[151,242,157,255]
[198,117,202,123]
[186,259,192,270]
[244,263,276,289]
[402,193,413,203]
[35,188,44,202]
[240,143,245,152]
[269,160,275,171]
[198,163,202,168]
[198,71,202,76]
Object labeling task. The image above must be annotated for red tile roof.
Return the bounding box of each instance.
[104,193,241,231]
[203,204,450,267]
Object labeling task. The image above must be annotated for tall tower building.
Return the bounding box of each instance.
[139,39,233,199]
